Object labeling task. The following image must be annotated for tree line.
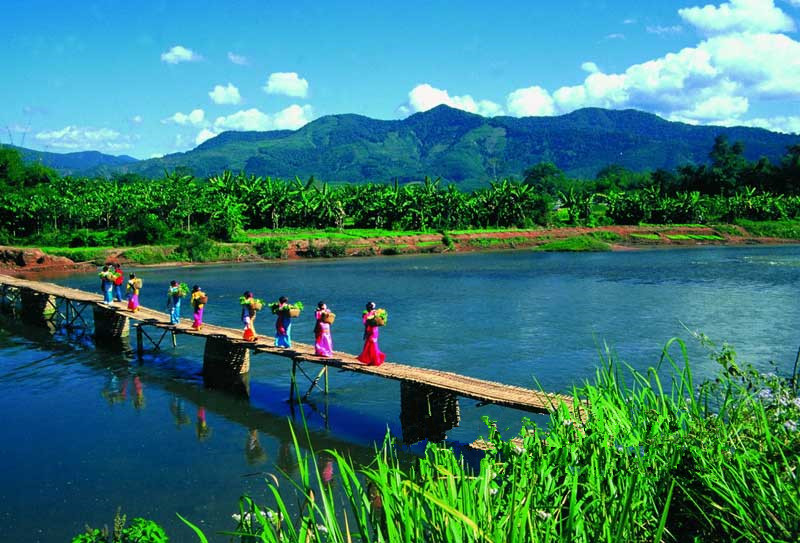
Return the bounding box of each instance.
[1,134,799,247]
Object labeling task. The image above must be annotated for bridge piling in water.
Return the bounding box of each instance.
[19,289,57,324]
[92,305,130,340]
[202,335,252,396]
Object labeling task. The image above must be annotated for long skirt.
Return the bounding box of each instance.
[357,337,385,366]
[192,306,204,329]
[103,284,113,304]
[169,299,181,325]
[315,323,333,357]
[275,325,292,348]
[127,293,139,311]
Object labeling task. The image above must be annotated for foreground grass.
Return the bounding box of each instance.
[167,339,800,542]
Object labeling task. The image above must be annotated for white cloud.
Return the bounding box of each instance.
[272,104,314,129]
[623,18,637,24]
[726,115,800,133]
[131,115,143,124]
[679,0,795,34]
[227,52,248,65]
[213,105,313,131]
[160,45,202,64]
[605,33,626,40]
[163,109,205,126]
[34,126,131,150]
[581,62,600,73]
[406,83,503,117]
[264,72,309,98]
[195,128,219,145]
[208,83,241,105]
[506,86,555,116]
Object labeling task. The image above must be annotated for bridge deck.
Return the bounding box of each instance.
[0,274,580,416]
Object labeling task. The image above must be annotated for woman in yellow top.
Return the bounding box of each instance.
[190,285,207,330]
[126,273,142,312]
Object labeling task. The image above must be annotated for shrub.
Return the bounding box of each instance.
[253,238,289,259]
[125,214,169,246]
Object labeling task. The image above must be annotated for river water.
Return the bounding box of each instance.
[2,245,800,541]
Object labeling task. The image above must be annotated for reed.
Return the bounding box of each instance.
[179,338,800,542]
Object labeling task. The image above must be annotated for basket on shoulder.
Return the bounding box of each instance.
[321,311,336,324]
[368,308,388,327]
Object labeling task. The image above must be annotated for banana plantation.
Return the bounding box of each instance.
[1,136,799,246]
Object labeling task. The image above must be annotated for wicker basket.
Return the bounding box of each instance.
[321,311,336,324]
[288,307,301,317]
[252,300,263,311]
[199,295,208,304]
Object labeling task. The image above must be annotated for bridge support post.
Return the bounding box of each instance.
[20,289,56,324]
[92,304,130,340]
[202,335,251,396]
[400,382,461,444]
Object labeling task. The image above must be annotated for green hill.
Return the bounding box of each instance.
[19,106,800,187]
[1,144,137,175]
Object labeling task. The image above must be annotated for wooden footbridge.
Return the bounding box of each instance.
[0,274,583,442]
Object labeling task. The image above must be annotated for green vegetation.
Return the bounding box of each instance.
[735,219,800,240]
[630,233,661,240]
[4,136,800,260]
[253,238,289,259]
[535,236,611,252]
[72,509,167,543]
[664,234,723,240]
[170,339,799,542]
[589,230,623,242]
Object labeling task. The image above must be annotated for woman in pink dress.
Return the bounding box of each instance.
[357,301,385,366]
[314,301,334,357]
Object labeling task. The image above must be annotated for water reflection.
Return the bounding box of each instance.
[195,406,211,441]
[169,396,192,427]
[245,429,268,465]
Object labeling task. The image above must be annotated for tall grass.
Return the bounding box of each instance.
[177,339,799,542]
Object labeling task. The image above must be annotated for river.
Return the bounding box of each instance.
[2,245,799,541]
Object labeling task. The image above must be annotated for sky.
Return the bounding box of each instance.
[2,0,800,159]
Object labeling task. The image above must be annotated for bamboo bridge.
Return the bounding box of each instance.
[0,274,583,443]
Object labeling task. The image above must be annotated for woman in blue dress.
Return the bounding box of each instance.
[274,296,292,348]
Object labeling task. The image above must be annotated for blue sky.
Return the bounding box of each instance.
[2,0,799,159]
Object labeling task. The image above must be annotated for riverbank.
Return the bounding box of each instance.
[2,223,797,272]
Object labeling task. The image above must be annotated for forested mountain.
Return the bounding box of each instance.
[0,144,137,175]
[13,106,800,187]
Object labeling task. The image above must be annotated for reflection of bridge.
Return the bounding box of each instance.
[0,274,584,442]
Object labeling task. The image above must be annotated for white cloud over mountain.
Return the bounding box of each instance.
[208,83,241,105]
[163,109,205,126]
[35,126,131,150]
[401,0,800,134]
[264,72,309,98]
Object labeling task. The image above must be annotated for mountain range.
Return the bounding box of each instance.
[12,106,800,188]
[2,144,137,175]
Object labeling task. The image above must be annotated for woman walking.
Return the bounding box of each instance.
[166,280,183,325]
[190,285,207,330]
[126,273,142,312]
[274,296,292,348]
[99,266,114,305]
[357,301,385,366]
[241,291,259,341]
[314,301,334,357]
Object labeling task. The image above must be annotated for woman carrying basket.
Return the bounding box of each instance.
[314,301,334,357]
[190,285,207,330]
[357,301,385,366]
